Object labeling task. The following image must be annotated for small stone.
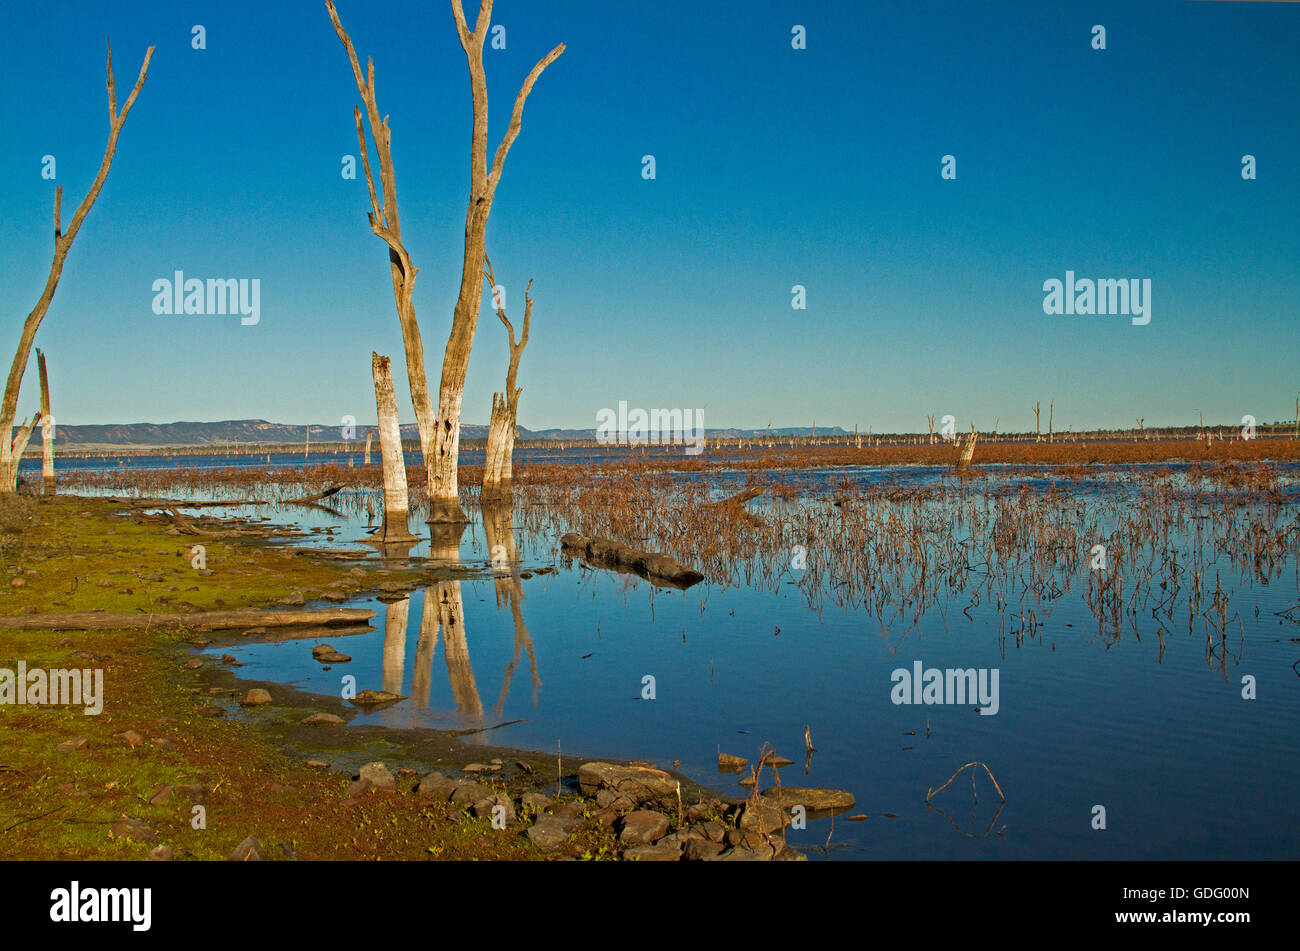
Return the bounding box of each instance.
[717,752,748,771]
[148,785,173,806]
[56,737,88,753]
[148,845,174,861]
[278,591,305,606]
[241,689,272,707]
[118,730,144,747]
[228,836,264,861]
[182,659,202,669]
[305,760,329,769]
[151,737,172,748]
[111,817,156,843]
[301,713,345,725]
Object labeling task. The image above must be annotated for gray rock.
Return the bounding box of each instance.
[472,794,516,824]
[738,797,792,834]
[760,786,855,811]
[417,772,458,800]
[111,817,156,843]
[578,761,677,803]
[527,816,572,853]
[448,781,492,805]
[301,713,345,725]
[618,809,671,845]
[228,836,264,861]
[56,736,87,753]
[520,792,554,814]
[358,762,395,790]
[624,839,682,861]
[685,837,726,860]
[718,752,748,771]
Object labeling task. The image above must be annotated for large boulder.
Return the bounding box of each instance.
[578,762,677,803]
[618,810,671,845]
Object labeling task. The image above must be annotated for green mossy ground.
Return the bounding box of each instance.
[0,496,639,860]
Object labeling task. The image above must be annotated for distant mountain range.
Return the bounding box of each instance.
[30,419,850,449]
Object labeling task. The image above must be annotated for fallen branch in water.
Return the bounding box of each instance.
[560,532,704,588]
[925,760,1006,803]
[4,607,375,632]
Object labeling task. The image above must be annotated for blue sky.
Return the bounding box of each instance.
[1,0,1297,433]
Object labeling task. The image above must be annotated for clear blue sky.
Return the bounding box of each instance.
[1,0,1297,434]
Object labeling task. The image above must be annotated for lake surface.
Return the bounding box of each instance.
[68,458,1300,859]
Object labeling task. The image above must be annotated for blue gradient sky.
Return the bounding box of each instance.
[1,0,1297,433]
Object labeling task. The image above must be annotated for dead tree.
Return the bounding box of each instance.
[0,40,153,494]
[327,1,438,477]
[372,353,417,541]
[1047,401,1054,444]
[481,256,531,501]
[427,0,564,523]
[36,348,53,494]
[1031,402,1041,443]
[955,427,978,472]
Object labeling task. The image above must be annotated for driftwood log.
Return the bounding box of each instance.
[3,607,375,632]
[708,487,763,508]
[560,533,704,589]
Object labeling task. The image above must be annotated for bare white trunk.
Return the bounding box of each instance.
[372,352,416,541]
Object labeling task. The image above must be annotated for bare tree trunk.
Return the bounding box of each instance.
[0,41,153,494]
[1048,401,1054,444]
[1031,402,1041,443]
[956,429,978,471]
[428,1,564,522]
[363,430,372,466]
[481,259,531,501]
[372,352,417,541]
[36,348,53,495]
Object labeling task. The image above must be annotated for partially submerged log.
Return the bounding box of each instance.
[4,607,375,632]
[708,486,763,508]
[560,533,704,589]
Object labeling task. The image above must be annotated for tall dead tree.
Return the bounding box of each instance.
[481,257,531,500]
[428,0,564,522]
[329,1,563,524]
[1048,401,1054,444]
[327,1,438,475]
[36,348,53,494]
[372,353,417,542]
[0,41,153,494]
[1031,402,1041,443]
